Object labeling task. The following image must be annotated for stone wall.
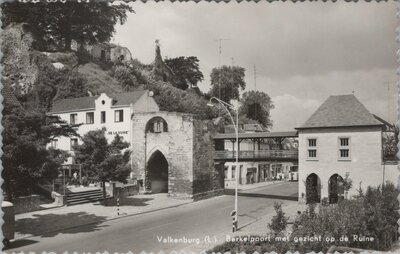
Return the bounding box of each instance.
[110,46,132,63]
[13,195,42,214]
[2,23,40,90]
[192,119,224,199]
[131,111,195,197]
[131,111,224,199]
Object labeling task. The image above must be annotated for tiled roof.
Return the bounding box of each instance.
[51,96,98,113]
[111,90,147,107]
[297,94,383,129]
[50,90,147,113]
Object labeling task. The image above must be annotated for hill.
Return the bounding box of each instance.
[1,23,219,120]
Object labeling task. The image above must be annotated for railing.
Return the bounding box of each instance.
[214,150,298,160]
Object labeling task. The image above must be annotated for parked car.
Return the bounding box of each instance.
[289,166,299,181]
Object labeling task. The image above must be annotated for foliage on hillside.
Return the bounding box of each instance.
[76,63,124,95]
[2,1,133,51]
[1,21,250,122]
[141,69,219,120]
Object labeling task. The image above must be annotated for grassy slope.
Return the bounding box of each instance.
[76,62,124,95]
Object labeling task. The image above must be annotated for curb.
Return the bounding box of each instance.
[13,199,194,241]
[225,180,287,192]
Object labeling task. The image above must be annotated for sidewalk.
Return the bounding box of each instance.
[14,193,192,239]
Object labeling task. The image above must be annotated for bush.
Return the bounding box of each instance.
[111,65,139,91]
[208,183,399,253]
[267,202,289,237]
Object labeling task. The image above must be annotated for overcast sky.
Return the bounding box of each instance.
[114,1,397,131]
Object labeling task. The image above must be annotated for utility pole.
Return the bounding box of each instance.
[215,38,230,116]
[253,65,257,91]
[253,65,257,121]
[387,81,391,123]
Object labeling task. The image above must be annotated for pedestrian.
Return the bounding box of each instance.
[73,171,78,186]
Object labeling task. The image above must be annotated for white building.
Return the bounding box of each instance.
[296,94,397,204]
[48,90,159,164]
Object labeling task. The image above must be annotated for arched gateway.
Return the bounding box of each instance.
[147,150,169,193]
[328,174,344,204]
[306,173,321,204]
[131,111,224,198]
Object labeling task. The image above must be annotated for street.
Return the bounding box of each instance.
[6,182,298,253]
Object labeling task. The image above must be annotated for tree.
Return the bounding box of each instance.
[55,70,88,100]
[164,56,204,90]
[239,90,274,129]
[209,65,246,103]
[74,130,131,204]
[268,202,289,237]
[1,1,133,51]
[383,127,398,161]
[1,100,78,198]
[111,65,138,91]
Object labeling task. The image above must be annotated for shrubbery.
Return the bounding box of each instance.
[267,202,288,237]
[209,182,399,253]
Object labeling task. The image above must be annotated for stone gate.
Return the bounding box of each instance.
[131,111,224,199]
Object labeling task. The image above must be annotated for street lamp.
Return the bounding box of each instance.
[207,97,239,232]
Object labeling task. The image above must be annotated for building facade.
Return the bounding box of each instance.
[49,92,224,198]
[48,90,159,164]
[297,95,397,204]
[221,124,298,188]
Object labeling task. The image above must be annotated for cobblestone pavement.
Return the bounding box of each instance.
[14,193,192,239]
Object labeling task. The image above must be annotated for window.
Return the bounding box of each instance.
[70,138,78,151]
[307,138,317,159]
[86,112,94,124]
[115,110,124,122]
[70,114,77,124]
[231,166,236,179]
[101,111,106,123]
[338,137,350,160]
[51,139,58,149]
[224,166,229,179]
[154,121,163,133]
[145,117,168,133]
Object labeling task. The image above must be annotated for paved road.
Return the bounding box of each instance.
[6,182,298,253]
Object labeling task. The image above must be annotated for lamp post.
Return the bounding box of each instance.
[207,97,239,232]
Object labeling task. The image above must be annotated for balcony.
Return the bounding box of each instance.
[213,149,298,162]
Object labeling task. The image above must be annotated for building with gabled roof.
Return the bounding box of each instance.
[298,94,383,129]
[48,90,224,199]
[48,90,159,165]
[296,94,397,204]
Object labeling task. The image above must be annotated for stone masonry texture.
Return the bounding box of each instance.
[131,111,224,199]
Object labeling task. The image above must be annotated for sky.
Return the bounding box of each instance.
[114,1,398,131]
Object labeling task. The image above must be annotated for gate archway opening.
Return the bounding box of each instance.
[328,174,344,204]
[306,173,321,204]
[147,150,168,193]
